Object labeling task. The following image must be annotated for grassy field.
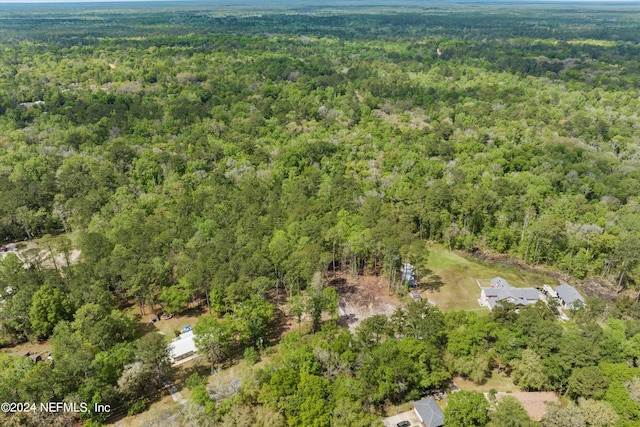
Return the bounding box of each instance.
[108,393,182,427]
[454,371,519,393]
[425,244,554,311]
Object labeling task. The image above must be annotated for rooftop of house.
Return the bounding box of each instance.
[555,283,585,306]
[482,277,539,309]
[168,330,196,361]
[414,397,444,427]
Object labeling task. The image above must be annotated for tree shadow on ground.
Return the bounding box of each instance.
[329,277,356,296]
[337,312,358,328]
[267,306,290,343]
[421,274,445,293]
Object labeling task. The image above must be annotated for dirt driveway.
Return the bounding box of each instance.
[383,410,421,427]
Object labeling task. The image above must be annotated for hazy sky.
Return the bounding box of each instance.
[0,0,636,4]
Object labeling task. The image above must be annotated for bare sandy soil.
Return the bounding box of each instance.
[329,271,401,331]
[1,240,81,268]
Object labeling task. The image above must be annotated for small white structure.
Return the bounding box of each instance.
[555,283,585,309]
[479,277,540,311]
[542,284,557,298]
[168,331,197,365]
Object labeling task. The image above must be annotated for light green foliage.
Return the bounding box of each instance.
[356,314,392,348]
[542,402,586,427]
[29,284,73,338]
[71,303,136,351]
[444,390,490,427]
[511,349,549,391]
[194,316,232,369]
[258,368,301,410]
[358,338,422,403]
[289,293,306,331]
[392,300,446,346]
[305,284,340,333]
[135,332,172,382]
[577,398,619,427]
[401,240,431,285]
[0,353,34,402]
[287,372,332,427]
[158,280,192,316]
[604,381,640,424]
[331,399,383,427]
[91,343,134,386]
[243,347,259,364]
[231,295,274,345]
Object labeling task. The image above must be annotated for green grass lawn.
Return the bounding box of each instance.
[454,371,520,393]
[425,244,553,312]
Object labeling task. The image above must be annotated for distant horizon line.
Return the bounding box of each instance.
[2,0,640,3]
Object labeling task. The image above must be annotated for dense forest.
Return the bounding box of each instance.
[1,2,640,426]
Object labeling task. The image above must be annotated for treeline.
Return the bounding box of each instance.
[2,4,640,43]
[2,31,640,306]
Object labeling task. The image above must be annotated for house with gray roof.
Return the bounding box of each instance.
[413,397,444,427]
[479,277,540,311]
[555,283,585,309]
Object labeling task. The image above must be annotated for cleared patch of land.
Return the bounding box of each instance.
[454,371,519,393]
[147,311,203,338]
[1,236,81,268]
[0,340,50,357]
[330,271,400,330]
[425,244,555,311]
[496,391,559,422]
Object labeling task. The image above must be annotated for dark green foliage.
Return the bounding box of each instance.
[568,366,610,400]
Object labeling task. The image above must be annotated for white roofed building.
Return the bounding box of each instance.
[168,331,197,365]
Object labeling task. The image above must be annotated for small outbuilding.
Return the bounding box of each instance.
[413,397,444,427]
[168,330,197,365]
[555,283,585,309]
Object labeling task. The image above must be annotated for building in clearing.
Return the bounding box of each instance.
[479,277,540,311]
[168,330,197,365]
[402,263,417,288]
[413,397,444,427]
[555,283,585,309]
